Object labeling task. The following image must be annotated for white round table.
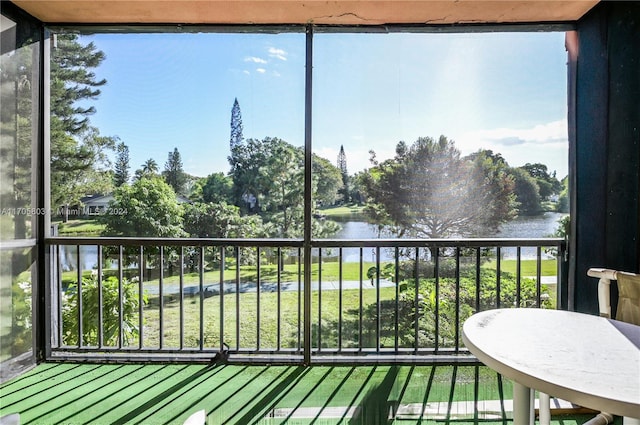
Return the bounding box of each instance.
[462,308,640,424]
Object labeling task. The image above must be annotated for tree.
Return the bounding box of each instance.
[520,163,562,201]
[50,34,106,134]
[363,136,517,239]
[50,33,115,208]
[52,127,115,218]
[162,147,187,195]
[230,97,244,150]
[258,139,305,237]
[228,137,278,213]
[465,150,518,228]
[313,154,343,207]
[101,176,185,237]
[556,176,569,213]
[228,137,339,238]
[337,145,348,176]
[192,172,234,204]
[183,202,263,238]
[350,171,368,204]
[113,141,130,187]
[337,145,350,203]
[134,158,159,180]
[510,167,543,215]
[1,44,37,240]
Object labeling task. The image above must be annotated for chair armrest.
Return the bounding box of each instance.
[587,268,618,280]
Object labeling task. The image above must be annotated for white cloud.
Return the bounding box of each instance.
[459,119,568,148]
[268,47,288,61]
[245,56,267,64]
[455,119,569,176]
[243,70,250,75]
[256,68,266,74]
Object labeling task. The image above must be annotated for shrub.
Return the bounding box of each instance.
[62,272,146,346]
[392,268,551,348]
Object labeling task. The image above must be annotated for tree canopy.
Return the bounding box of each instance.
[336,145,351,203]
[183,201,263,238]
[50,33,116,208]
[519,163,562,201]
[313,154,343,207]
[510,167,543,215]
[193,172,234,204]
[101,176,185,237]
[229,98,244,150]
[363,136,517,239]
[113,141,130,187]
[228,137,340,238]
[162,147,187,195]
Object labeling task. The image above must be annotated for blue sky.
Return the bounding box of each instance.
[81,30,568,179]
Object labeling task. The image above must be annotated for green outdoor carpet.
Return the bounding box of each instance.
[0,363,606,425]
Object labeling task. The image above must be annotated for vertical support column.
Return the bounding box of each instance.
[303,25,313,365]
[566,30,578,312]
[39,26,52,360]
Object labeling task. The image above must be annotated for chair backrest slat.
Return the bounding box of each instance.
[615,272,640,325]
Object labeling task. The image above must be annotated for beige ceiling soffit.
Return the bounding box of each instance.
[11,0,600,25]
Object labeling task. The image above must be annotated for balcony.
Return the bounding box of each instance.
[3,236,596,424]
[0,235,581,424]
[2,1,640,424]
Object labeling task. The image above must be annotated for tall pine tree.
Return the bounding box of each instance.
[113,142,130,187]
[337,145,350,203]
[163,148,187,195]
[230,98,244,150]
[50,33,115,209]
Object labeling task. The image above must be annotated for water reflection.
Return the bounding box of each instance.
[58,212,567,270]
[330,212,567,261]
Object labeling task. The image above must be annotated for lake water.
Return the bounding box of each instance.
[329,212,567,261]
[60,212,567,270]
[332,212,566,240]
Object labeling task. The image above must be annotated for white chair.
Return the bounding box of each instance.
[183,409,206,425]
[538,268,640,425]
[0,414,20,425]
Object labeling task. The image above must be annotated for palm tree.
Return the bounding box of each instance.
[134,158,159,180]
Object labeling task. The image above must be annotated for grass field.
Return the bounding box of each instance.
[319,204,366,217]
[61,258,558,288]
[55,219,105,236]
[483,259,558,276]
[123,286,395,350]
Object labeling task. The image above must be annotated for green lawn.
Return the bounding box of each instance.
[61,260,382,288]
[61,258,558,290]
[101,286,397,350]
[55,219,105,236]
[484,259,558,276]
[319,204,366,217]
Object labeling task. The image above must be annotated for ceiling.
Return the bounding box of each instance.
[11,0,599,26]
